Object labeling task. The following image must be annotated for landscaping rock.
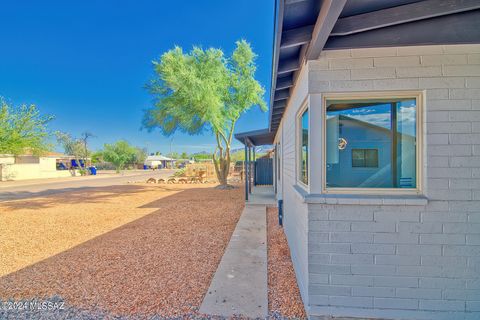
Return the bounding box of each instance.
[0,185,308,319]
[267,207,307,319]
[0,184,244,318]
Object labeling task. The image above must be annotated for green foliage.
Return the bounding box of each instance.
[180,152,188,159]
[133,147,148,164]
[0,99,54,156]
[229,150,266,162]
[56,132,84,158]
[56,131,91,174]
[143,40,266,185]
[192,153,213,161]
[230,150,245,162]
[144,40,266,137]
[101,140,137,172]
[91,151,104,164]
[173,168,186,177]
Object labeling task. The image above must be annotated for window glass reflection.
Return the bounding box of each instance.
[326,98,417,189]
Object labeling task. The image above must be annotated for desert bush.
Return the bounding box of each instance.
[173,168,186,177]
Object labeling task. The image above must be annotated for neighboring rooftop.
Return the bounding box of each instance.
[145,155,174,161]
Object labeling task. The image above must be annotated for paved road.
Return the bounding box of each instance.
[0,170,176,201]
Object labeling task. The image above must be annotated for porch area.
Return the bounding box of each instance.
[248,186,276,205]
[234,128,276,204]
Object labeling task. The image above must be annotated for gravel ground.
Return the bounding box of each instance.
[0,183,244,318]
[1,185,310,319]
[1,183,191,276]
[267,207,307,319]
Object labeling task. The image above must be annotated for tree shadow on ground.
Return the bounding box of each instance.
[0,184,184,211]
[0,185,244,318]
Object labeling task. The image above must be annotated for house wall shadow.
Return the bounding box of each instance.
[0,185,244,317]
[0,185,175,210]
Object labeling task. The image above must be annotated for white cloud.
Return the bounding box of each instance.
[349,112,391,129]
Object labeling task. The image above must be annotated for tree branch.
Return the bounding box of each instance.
[217,129,229,150]
[227,117,239,145]
[215,131,224,158]
[212,146,221,179]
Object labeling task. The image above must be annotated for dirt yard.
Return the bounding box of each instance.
[0,183,244,318]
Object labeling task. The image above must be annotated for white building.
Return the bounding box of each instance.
[237,1,480,319]
[0,152,79,181]
[144,155,175,169]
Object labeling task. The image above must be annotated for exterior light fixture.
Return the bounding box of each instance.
[338,138,347,150]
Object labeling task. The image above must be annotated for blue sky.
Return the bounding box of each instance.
[0,0,274,154]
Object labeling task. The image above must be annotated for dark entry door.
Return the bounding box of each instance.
[255,158,273,185]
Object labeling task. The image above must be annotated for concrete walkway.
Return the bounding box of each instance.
[200,204,268,318]
[248,186,277,205]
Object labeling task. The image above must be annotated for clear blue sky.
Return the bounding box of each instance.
[0,0,274,154]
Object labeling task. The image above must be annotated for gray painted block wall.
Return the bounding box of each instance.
[276,64,310,306]
[276,44,480,320]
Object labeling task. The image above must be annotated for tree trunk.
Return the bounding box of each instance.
[213,124,236,189]
[213,155,229,186]
[213,149,232,187]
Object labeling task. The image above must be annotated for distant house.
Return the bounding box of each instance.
[236,1,480,319]
[144,155,175,169]
[0,152,79,181]
[326,115,416,189]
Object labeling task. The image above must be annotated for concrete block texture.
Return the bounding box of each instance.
[277,44,480,320]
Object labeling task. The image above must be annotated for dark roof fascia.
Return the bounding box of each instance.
[268,0,284,134]
[268,0,480,133]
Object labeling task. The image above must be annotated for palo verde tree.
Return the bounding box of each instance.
[144,40,266,187]
[0,99,54,156]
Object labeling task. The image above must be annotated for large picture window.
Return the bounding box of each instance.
[299,108,308,185]
[324,93,422,191]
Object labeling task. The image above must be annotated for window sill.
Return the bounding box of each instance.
[293,185,428,206]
